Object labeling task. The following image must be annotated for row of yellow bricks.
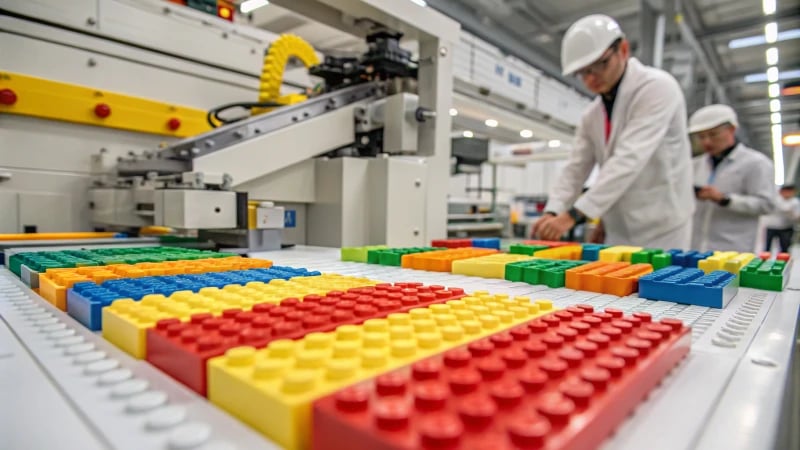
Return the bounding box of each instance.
[81,268,557,450]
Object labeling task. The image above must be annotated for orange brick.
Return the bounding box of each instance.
[565,261,629,291]
[603,264,653,296]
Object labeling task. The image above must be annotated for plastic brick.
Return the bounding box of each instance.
[669,250,713,268]
[522,240,579,248]
[68,266,316,331]
[312,306,690,450]
[366,248,445,266]
[470,238,501,250]
[341,246,388,263]
[638,266,738,308]
[207,294,557,450]
[401,248,498,272]
[758,252,791,261]
[598,246,643,262]
[565,262,652,296]
[739,258,791,291]
[504,260,590,288]
[102,274,378,358]
[697,252,755,274]
[509,244,549,256]
[37,257,272,310]
[532,246,584,260]
[580,244,608,261]
[430,239,473,249]
[630,249,664,265]
[147,283,465,396]
[451,254,536,279]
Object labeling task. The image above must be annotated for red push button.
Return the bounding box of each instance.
[94,103,111,118]
[0,88,17,105]
[167,117,181,130]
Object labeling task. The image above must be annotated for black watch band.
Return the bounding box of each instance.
[567,207,583,222]
[718,196,731,207]
[544,211,557,217]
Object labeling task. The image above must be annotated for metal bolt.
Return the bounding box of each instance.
[86,17,97,26]
[87,58,97,67]
[233,130,244,139]
[191,147,200,155]
[439,46,448,57]
[179,150,189,157]
[204,140,214,148]
[414,179,422,188]
[413,229,420,236]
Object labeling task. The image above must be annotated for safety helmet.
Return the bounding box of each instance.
[561,14,625,75]
[688,104,739,133]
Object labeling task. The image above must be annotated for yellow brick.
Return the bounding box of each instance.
[698,251,755,274]
[451,253,536,278]
[207,294,556,450]
[598,245,643,262]
[532,245,583,260]
[100,275,380,358]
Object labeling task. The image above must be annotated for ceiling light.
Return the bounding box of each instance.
[463,130,474,138]
[240,0,269,14]
[745,69,800,83]
[485,119,498,127]
[728,28,800,49]
[767,66,780,83]
[771,112,782,124]
[449,108,458,117]
[765,23,778,43]
[548,140,561,148]
[766,47,779,65]
[769,83,781,97]
[409,0,428,6]
[784,134,800,146]
[763,0,776,15]
[772,124,784,185]
[770,99,781,112]
[520,129,534,138]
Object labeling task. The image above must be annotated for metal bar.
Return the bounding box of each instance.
[697,7,800,41]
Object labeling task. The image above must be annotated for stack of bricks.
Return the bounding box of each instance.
[38,257,272,310]
[505,259,590,288]
[147,283,466,395]
[68,266,315,330]
[366,248,445,266]
[207,293,557,450]
[565,261,653,297]
[401,248,498,272]
[312,307,690,450]
[102,273,379,358]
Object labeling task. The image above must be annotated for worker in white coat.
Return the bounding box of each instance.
[534,14,694,248]
[689,104,775,252]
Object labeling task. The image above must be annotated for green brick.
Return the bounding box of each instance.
[740,258,788,291]
[340,245,387,263]
[631,248,664,265]
[652,253,673,270]
[505,259,590,287]
[509,244,549,256]
[371,247,445,266]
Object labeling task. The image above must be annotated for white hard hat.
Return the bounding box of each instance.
[688,104,739,133]
[561,14,625,75]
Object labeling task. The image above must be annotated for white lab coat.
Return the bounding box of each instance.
[545,58,695,247]
[691,143,775,252]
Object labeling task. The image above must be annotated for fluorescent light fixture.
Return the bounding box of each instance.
[745,69,800,83]
[449,108,458,116]
[770,99,782,112]
[241,0,269,13]
[520,129,534,138]
[409,0,427,6]
[784,134,800,146]
[728,28,800,49]
[763,0,776,14]
[772,112,782,124]
[485,119,498,127]
[548,140,561,148]
[766,47,779,65]
[772,124,784,185]
[463,130,474,138]
[765,22,778,43]
[767,66,780,83]
[769,83,781,97]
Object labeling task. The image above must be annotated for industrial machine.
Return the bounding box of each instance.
[1,0,458,252]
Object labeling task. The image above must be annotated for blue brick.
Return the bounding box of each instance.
[470,238,501,250]
[66,266,318,330]
[638,266,738,308]
[668,249,713,268]
[581,244,608,261]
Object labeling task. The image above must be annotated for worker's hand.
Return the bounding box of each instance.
[533,212,576,241]
[588,220,605,244]
[697,186,725,202]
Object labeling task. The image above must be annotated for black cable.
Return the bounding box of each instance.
[206,101,284,128]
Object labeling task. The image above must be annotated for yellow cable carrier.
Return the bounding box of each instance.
[254,34,320,115]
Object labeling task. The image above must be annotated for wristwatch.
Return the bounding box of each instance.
[718,196,731,207]
[567,207,584,222]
